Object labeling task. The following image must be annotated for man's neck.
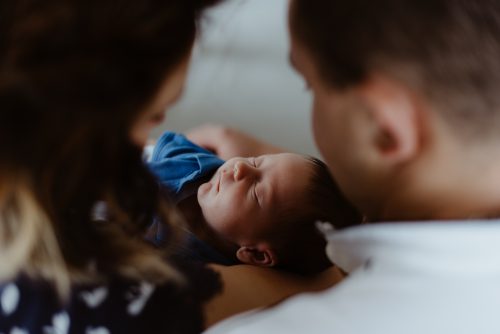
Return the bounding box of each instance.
[381,146,500,221]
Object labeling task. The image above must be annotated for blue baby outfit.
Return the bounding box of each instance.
[148,131,238,266]
[148,131,224,203]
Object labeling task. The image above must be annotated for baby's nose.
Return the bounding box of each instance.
[233,160,255,181]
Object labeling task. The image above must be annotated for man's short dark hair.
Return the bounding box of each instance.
[291,0,500,138]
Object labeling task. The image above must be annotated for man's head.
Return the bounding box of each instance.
[197,153,361,275]
[289,0,500,221]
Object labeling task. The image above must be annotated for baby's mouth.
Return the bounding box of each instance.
[216,172,222,193]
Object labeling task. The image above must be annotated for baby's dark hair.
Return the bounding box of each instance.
[263,156,363,276]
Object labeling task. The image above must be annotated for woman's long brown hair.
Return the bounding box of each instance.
[0,0,221,297]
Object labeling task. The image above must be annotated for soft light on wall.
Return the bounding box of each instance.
[152,0,318,156]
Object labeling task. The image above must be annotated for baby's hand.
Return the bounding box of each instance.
[185,124,284,160]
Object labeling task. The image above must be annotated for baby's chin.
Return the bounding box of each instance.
[197,170,219,199]
[197,182,211,203]
[197,177,219,213]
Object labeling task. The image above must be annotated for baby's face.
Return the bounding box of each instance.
[197,153,312,244]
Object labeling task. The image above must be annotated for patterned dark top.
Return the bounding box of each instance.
[0,260,221,334]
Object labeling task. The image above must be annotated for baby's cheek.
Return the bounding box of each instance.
[213,209,243,237]
[206,214,234,239]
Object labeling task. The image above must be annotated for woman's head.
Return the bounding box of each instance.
[0,0,216,155]
[0,0,221,295]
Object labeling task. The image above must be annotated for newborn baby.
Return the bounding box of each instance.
[148,131,361,275]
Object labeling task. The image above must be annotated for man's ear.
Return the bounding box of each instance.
[357,73,421,164]
[236,244,277,267]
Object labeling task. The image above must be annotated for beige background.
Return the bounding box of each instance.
[152,0,318,156]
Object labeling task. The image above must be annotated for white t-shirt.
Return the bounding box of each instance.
[205,221,500,334]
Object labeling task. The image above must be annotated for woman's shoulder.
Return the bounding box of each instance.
[0,263,221,333]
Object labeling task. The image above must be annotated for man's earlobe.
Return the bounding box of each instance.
[236,245,277,267]
[358,73,421,163]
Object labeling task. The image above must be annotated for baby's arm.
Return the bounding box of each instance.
[185,124,284,160]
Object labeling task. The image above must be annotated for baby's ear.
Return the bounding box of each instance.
[236,244,277,267]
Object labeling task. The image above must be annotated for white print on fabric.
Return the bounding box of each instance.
[85,327,110,334]
[1,284,20,316]
[9,328,28,334]
[80,287,108,309]
[126,282,155,316]
[43,312,70,334]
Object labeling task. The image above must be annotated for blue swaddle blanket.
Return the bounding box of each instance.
[148,131,224,203]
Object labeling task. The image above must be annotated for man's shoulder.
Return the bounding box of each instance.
[205,266,500,334]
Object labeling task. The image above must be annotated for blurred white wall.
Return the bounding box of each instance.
[152,0,318,156]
